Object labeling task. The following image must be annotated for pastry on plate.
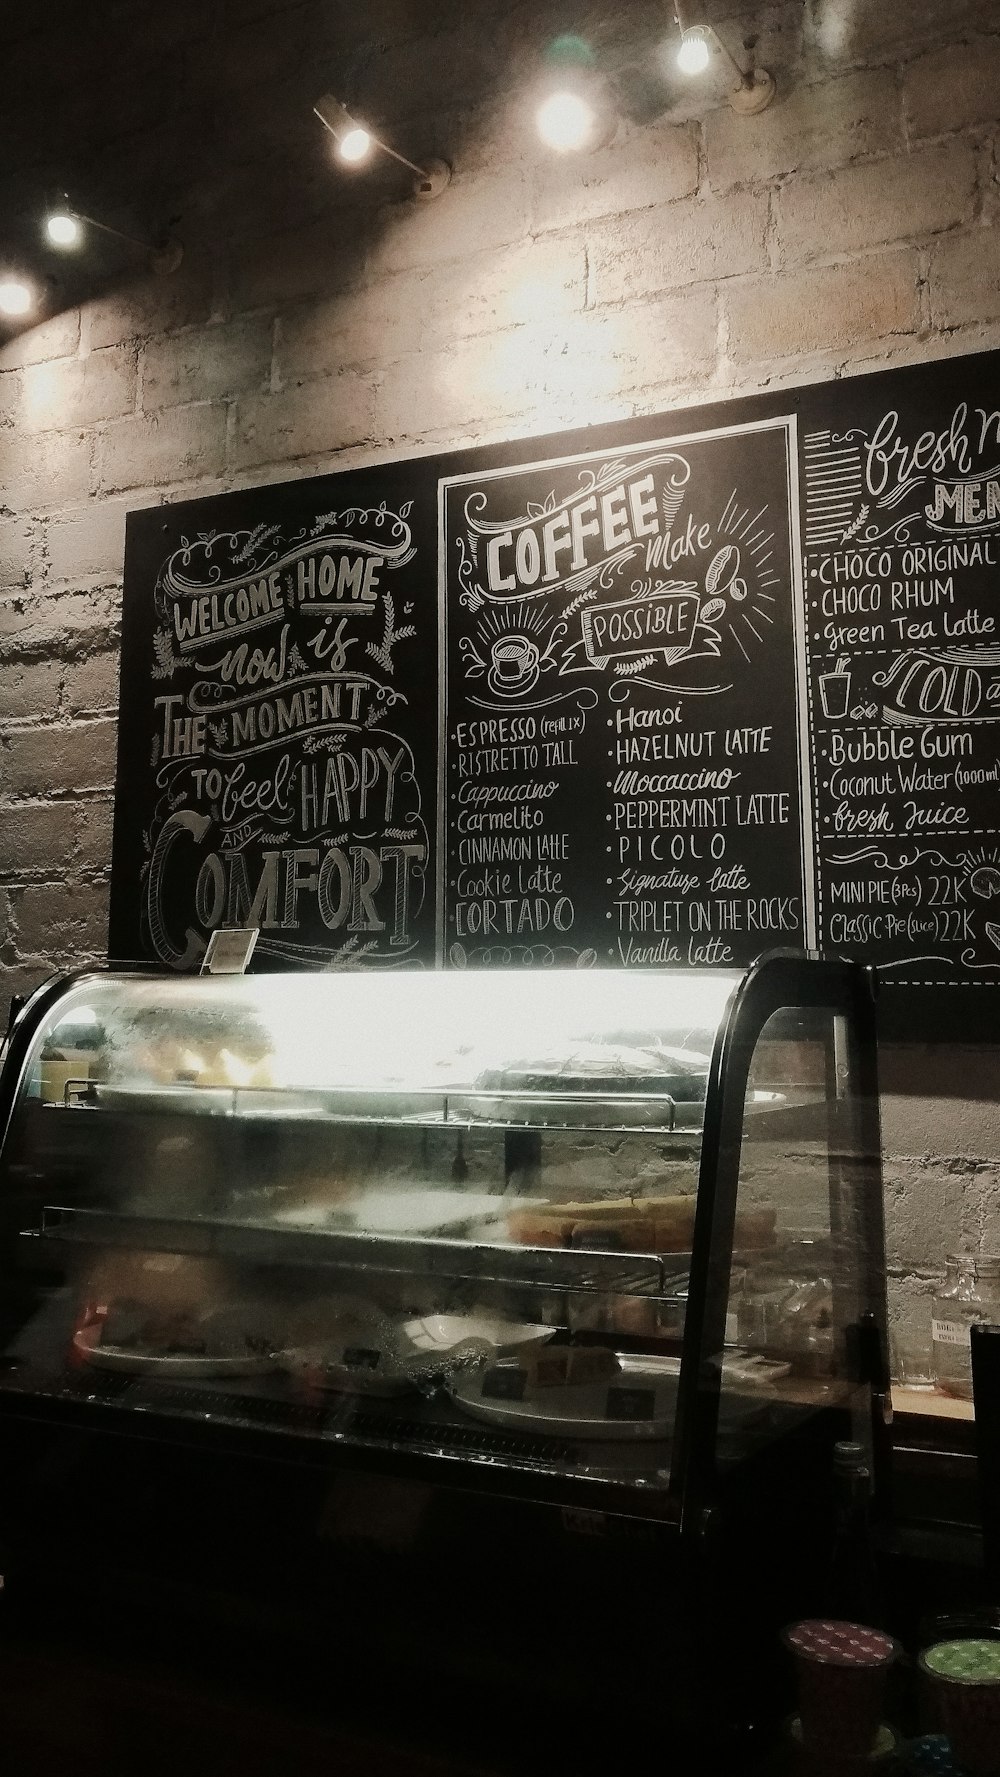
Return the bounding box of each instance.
[476,1041,709,1100]
[74,1255,278,1375]
[507,1194,775,1256]
[80,1250,226,1312]
[508,1193,697,1254]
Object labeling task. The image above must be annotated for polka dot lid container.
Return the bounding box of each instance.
[784,1620,899,1762]
[922,1640,1000,1684]
[920,1639,1000,1777]
[785,1620,898,1667]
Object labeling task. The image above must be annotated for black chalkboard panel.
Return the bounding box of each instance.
[109,347,1000,1038]
[796,369,1000,1038]
[439,418,810,971]
[110,460,440,969]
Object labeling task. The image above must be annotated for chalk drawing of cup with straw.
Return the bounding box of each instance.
[819,655,852,720]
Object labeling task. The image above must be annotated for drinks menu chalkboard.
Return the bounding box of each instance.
[800,391,1000,1012]
[109,347,1000,1037]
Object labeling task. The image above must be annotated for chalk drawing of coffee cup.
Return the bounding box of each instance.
[488,634,541,698]
[819,655,852,720]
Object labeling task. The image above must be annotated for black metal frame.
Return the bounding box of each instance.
[0,956,887,1533]
[672,951,886,1533]
[0,970,95,1153]
[971,1322,1000,1591]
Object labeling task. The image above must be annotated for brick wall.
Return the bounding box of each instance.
[2,0,999,1368]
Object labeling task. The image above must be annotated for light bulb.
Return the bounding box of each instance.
[46,211,81,247]
[338,126,373,164]
[0,279,32,316]
[536,89,594,152]
[677,27,711,75]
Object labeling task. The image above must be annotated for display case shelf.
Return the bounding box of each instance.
[21,1204,686,1298]
[80,1083,698,1137]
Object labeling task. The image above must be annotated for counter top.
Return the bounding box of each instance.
[892,1386,975,1423]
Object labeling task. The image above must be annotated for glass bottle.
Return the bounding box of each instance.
[826,1439,883,1627]
[932,1253,1000,1400]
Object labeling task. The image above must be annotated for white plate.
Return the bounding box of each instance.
[281,1307,554,1394]
[95,1083,319,1119]
[449,1351,679,1441]
[265,1203,352,1229]
[345,1189,519,1236]
[720,1352,792,1387]
[403,1315,554,1356]
[73,1321,278,1378]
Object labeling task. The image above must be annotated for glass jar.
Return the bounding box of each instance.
[932,1253,1000,1400]
[735,1239,834,1374]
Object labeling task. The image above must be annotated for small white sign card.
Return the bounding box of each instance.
[200,927,260,975]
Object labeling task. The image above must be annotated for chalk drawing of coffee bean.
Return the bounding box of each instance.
[576,948,598,969]
[701,597,726,624]
[970,866,1000,899]
[729,577,748,601]
[449,942,468,969]
[706,544,739,595]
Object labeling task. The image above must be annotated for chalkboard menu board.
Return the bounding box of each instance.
[439,418,810,970]
[111,462,440,969]
[109,347,1000,1038]
[799,392,1000,1013]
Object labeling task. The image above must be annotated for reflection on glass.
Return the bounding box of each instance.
[714,1005,879,1458]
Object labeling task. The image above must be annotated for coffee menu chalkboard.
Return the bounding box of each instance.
[109,348,1000,1037]
[439,419,811,971]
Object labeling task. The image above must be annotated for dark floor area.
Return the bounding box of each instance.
[1,1635,498,1777]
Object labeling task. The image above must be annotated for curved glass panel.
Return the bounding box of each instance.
[709,1003,883,1471]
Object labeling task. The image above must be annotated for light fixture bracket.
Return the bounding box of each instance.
[47,197,183,275]
[674,2,776,115]
[728,67,776,115]
[413,158,451,201]
[150,237,185,276]
[315,92,449,196]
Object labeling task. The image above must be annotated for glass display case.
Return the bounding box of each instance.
[0,953,887,1529]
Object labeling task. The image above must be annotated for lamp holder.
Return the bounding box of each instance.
[150,237,185,275]
[413,158,451,201]
[314,95,451,198]
[59,204,183,274]
[728,66,776,115]
[673,3,776,114]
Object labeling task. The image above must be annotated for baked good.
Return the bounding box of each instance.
[507,1196,775,1256]
[508,1193,697,1254]
[130,1004,275,1091]
[477,1041,709,1101]
[95,1299,274,1364]
[81,1250,226,1312]
[76,1254,278,1373]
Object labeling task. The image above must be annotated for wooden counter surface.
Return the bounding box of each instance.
[892,1386,975,1424]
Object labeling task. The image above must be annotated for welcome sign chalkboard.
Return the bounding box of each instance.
[111,460,440,970]
[109,347,1000,1038]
